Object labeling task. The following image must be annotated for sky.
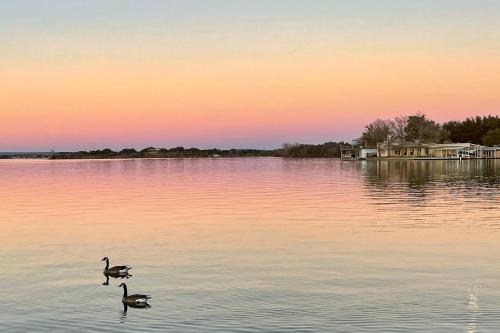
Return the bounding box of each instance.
[1,0,500,151]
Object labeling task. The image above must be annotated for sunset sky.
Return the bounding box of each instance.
[1,0,500,151]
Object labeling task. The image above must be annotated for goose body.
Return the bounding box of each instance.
[119,283,151,305]
[123,294,152,304]
[101,257,132,275]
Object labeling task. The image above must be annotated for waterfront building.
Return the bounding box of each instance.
[375,142,497,159]
[482,146,500,159]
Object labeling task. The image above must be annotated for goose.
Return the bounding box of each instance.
[119,283,151,305]
[101,257,132,275]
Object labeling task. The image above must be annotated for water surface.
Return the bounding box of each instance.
[0,158,499,332]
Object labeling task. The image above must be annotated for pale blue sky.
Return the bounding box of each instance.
[1,1,499,151]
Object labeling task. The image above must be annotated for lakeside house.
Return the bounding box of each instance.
[360,148,378,159]
[377,142,484,159]
[340,146,357,159]
[483,146,500,159]
[343,142,500,160]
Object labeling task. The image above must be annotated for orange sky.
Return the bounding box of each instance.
[1,1,499,150]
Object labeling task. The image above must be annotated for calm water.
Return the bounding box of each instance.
[0,158,499,332]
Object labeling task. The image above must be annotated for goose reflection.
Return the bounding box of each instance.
[123,302,151,313]
[121,302,151,322]
[102,272,132,285]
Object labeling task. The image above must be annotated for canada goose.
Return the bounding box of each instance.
[101,257,132,275]
[119,283,151,304]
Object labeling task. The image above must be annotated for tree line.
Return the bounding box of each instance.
[49,114,499,160]
[50,147,278,159]
[359,114,499,147]
[280,142,351,158]
[51,143,354,159]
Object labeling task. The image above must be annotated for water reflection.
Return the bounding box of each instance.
[123,303,151,312]
[466,284,483,333]
[120,303,152,323]
[1,158,499,332]
[102,272,132,286]
[363,159,499,193]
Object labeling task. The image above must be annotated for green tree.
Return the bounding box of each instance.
[443,115,500,144]
[481,128,500,146]
[404,114,441,142]
[281,142,343,158]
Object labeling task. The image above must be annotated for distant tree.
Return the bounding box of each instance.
[281,142,341,158]
[185,148,203,157]
[50,146,280,159]
[443,115,500,144]
[481,128,500,146]
[207,148,221,155]
[360,119,393,147]
[404,113,441,142]
[282,143,301,157]
[120,148,137,154]
[170,146,185,152]
[100,149,116,158]
[141,147,157,153]
[391,115,408,144]
[439,127,451,143]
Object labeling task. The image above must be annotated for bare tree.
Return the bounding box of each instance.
[360,119,393,147]
[391,115,408,144]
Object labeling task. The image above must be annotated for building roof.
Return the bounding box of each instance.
[427,143,477,149]
[378,142,482,149]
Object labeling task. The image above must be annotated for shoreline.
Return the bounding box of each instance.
[3,156,498,162]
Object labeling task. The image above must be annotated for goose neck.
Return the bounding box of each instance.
[122,284,128,297]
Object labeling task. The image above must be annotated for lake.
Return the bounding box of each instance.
[0,158,499,332]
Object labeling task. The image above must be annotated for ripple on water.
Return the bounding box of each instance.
[0,158,499,332]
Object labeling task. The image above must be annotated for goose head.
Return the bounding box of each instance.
[101,257,109,262]
[119,283,126,288]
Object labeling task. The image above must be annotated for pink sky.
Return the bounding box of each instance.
[1,1,499,151]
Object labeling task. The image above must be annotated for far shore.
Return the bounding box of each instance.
[3,153,498,162]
